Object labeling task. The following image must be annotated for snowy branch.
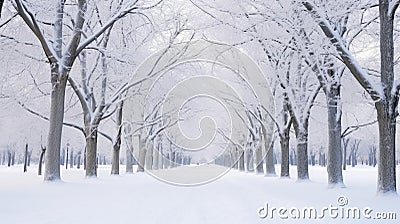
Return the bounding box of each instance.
[302,1,383,102]
[14,0,58,64]
[388,0,400,18]
[0,13,18,28]
[75,0,163,55]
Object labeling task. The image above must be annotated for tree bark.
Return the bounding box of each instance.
[376,101,397,193]
[7,150,11,167]
[342,138,349,170]
[137,136,146,172]
[374,0,397,194]
[111,102,123,175]
[65,147,69,170]
[85,126,98,177]
[126,147,133,173]
[303,0,398,194]
[76,152,81,169]
[255,142,264,174]
[326,85,344,187]
[152,144,159,170]
[70,149,74,168]
[294,124,309,180]
[38,147,46,175]
[238,150,245,171]
[265,137,276,176]
[145,142,153,170]
[280,132,290,177]
[44,73,67,181]
[246,148,254,172]
[23,143,28,173]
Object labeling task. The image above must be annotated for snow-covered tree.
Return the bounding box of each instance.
[13,0,163,180]
[302,0,400,194]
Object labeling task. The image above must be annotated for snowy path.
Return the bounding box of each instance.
[0,165,399,224]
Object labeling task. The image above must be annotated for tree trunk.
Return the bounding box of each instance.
[326,86,344,187]
[145,142,153,170]
[111,102,123,175]
[126,147,133,173]
[280,133,290,177]
[342,138,349,170]
[23,144,28,173]
[265,138,276,176]
[44,74,67,181]
[76,152,81,169]
[376,101,397,193]
[153,144,159,170]
[11,151,14,166]
[255,142,264,174]
[158,144,163,169]
[38,147,45,175]
[246,148,254,172]
[85,126,98,177]
[61,148,65,166]
[27,151,32,166]
[70,149,74,168]
[170,151,176,168]
[111,144,120,175]
[65,147,69,170]
[295,125,309,180]
[7,150,11,167]
[238,150,245,171]
[1,151,5,165]
[375,1,397,194]
[137,136,146,172]
[163,153,170,169]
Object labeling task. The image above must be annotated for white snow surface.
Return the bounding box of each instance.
[0,165,399,224]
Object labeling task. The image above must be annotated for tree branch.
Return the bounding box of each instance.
[302,1,383,101]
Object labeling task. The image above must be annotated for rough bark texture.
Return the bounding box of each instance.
[111,144,120,175]
[375,1,397,194]
[280,133,290,177]
[304,0,398,194]
[294,123,309,180]
[326,85,344,187]
[85,127,98,177]
[376,102,397,193]
[111,102,123,175]
[265,138,276,176]
[44,73,67,181]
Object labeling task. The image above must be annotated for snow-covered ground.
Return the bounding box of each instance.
[0,165,399,224]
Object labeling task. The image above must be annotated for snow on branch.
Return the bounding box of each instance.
[75,0,163,55]
[303,84,322,121]
[14,0,59,64]
[302,1,383,102]
[388,0,400,18]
